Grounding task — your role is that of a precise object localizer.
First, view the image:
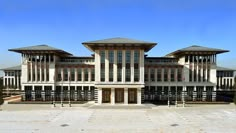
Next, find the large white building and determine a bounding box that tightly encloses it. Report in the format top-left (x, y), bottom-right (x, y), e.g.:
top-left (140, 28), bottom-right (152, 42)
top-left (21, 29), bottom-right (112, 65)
top-left (1, 37), bottom-right (235, 104)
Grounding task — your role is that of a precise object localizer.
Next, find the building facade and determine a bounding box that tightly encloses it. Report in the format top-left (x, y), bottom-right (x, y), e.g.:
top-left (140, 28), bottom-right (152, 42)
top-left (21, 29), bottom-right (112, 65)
top-left (2, 37), bottom-right (235, 104)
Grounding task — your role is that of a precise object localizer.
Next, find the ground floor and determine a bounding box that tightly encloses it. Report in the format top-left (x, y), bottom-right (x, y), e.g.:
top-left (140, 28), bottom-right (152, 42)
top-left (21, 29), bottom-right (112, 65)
top-left (1, 104), bottom-right (236, 133)
top-left (20, 85), bottom-right (218, 105)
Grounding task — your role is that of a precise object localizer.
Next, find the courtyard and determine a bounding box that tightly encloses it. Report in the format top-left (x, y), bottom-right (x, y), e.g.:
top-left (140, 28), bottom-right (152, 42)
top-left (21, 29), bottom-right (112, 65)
top-left (0, 103), bottom-right (236, 133)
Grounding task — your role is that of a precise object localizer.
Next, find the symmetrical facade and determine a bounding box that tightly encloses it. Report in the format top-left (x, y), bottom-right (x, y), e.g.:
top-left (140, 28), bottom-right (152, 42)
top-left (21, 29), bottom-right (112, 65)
top-left (2, 37), bottom-right (235, 104)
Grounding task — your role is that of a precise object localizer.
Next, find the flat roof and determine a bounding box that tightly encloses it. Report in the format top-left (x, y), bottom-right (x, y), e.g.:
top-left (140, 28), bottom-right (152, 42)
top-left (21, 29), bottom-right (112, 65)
top-left (166, 45), bottom-right (229, 56)
top-left (0, 65), bottom-right (21, 71)
top-left (9, 45), bottom-right (72, 56)
top-left (82, 37), bottom-right (157, 52)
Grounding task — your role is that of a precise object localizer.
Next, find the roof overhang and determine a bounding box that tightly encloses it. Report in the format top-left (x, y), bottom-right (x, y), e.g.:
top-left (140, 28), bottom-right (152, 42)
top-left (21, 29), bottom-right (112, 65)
top-left (82, 43), bottom-right (157, 52)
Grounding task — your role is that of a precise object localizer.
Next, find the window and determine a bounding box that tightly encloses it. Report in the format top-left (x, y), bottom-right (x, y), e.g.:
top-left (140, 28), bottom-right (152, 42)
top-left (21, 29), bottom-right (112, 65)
top-left (109, 51), bottom-right (113, 82)
top-left (77, 68), bottom-right (82, 81)
top-left (150, 68), bottom-right (155, 81)
top-left (70, 68), bottom-right (75, 81)
top-left (63, 68), bottom-right (68, 81)
top-left (157, 68), bottom-right (162, 82)
top-left (171, 68), bottom-right (175, 82)
top-left (91, 68), bottom-right (95, 81)
top-left (164, 68), bottom-right (168, 82)
top-left (84, 68), bottom-right (88, 81)
top-left (57, 68), bottom-right (61, 81)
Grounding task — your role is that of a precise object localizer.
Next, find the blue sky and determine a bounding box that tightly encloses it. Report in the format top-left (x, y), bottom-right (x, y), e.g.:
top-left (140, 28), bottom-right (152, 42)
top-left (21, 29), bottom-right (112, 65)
top-left (0, 0), bottom-right (236, 75)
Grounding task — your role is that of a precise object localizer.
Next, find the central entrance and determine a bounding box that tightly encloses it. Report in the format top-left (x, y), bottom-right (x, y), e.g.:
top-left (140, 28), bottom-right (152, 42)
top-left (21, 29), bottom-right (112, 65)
top-left (128, 88), bottom-right (137, 104)
top-left (115, 88), bottom-right (124, 103)
top-left (102, 88), bottom-right (111, 103)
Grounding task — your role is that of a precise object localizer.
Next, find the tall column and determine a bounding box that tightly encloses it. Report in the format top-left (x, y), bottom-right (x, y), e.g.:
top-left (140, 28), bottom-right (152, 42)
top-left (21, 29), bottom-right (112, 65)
top-left (32, 86), bottom-right (35, 101)
top-left (75, 67), bottom-right (78, 81)
top-left (122, 50), bottom-right (126, 82)
top-left (203, 86), bottom-right (206, 101)
top-left (196, 55), bottom-right (199, 82)
top-left (111, 88), bottom-right (115, 105)
top-left (97, 88), bottom-right (102, 105)
top-left (201, 56), bottom-right (204, 82)
top-left (124, 88), bottom-right (128, 104)
top-left (95, 50), bottom-right (101, 82)
top-left (40, 55), bottom-right (42, 82)
top-left (61, 67), bottom-right (64, 81)
top-left (205, 56), bottom-right (208, 82)
top-left (42, 86), bottom-right (45, 101)
top-left (137, 88), bottom-right (141, 105)
top-left (35, 55), bottom-right (38, 81)
top-left (131, 50), bottom-right (134, 82)
top-left (192, 55), bottom-right (194, 82)
top-left (6, 77), bottom-right (9, 88)
top-left (105, 50), bottom-right (109, 82)
top-left (44, 55), bottom-right (46, 82)
top-left (3, 77), bottom-right (5, 87)
top-left (31, 56), bottom-right (33, 82)
top-left (193, 86), bottom-right (197, 101)
top-left (88, 68), bottom-right (91, 82)
top-left (113, 50), bottom-right (117, 82)
top-left (81, 68), bottom-right (84, 82)
top-left (139, 50), bottom-right (144, 82)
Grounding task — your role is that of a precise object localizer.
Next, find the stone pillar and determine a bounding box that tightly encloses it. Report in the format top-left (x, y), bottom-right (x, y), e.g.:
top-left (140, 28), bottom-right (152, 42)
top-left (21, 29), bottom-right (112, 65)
top-left (111, 88), bottom-right (115, 105)
top-left (139, 50), bottom-right (144, 82)
top-left (131, 50), bottom-right (134, 82)
top-left (44, 55), bottom-right (47, 82)
top-left (74, 87), bottom-right (77, 101)
top-left (201, 55), bottom-right (204, 82)
top-left (75, 67), bottom-right (78, 81)
top-left (196, 55), bottom-right (199, 82)
top-left (124, 88), bottom-right (128, 104)
top-left (97, 88), bottom-right (102, 105)
top-left (205, 56), bottom-right (208, 82)
top-left (113, 50), bottom-right (117, 82)
top-left (137, 88), bottom-right (141, 105)
top-left (32, 86), bottom-right (35, 101)
top-left (193, 86), bottom-right (197, 101)
top-left (202, 86), bottom-right (206, 101)
top-left (40, 55), bottom-right (42, 82)
top-left (22, 89), bottom-right (25, 101)
top-left (88, 86), bottom-right (91, 101)
top-left (81, 86), bottom-right (84, 100)
top-left (122, 50), bottom-right (126, 82)
top-left (42, 86), bottom-right (45, 101)
top-left (212, 86), bottom-right (216, 101)
top-left (88, 68), bottom-right (91, 82)
top-left (192, 55), bottom-right (194, 82)
top-left (31, 55), bottom-right (33, 82)
top-left (105, 50), bottom-right (109, 82)
top-left (81, 68), bottom-right (84, 82)
top-left (95, 50), bottom-right (101, 82)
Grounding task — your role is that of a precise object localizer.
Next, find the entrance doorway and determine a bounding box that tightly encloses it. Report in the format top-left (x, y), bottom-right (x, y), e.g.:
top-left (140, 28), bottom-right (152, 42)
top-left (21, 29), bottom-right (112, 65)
top-left (102, 88), bottom-right (111, 103)
top-left (128, 88), bottom-right (137, 104)
top-left (115, 88), bottom-right (124, 103)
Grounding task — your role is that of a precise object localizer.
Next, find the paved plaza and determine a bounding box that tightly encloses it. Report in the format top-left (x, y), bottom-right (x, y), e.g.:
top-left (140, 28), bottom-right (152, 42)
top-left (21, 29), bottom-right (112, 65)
top-left (0, 103), bottom-right (236, 133)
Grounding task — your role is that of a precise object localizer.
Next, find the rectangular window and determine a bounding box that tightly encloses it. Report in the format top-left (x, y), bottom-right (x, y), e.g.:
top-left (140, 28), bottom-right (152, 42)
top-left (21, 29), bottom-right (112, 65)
top-left (171, 68), bottom-right (175, 82)
top-left (63, 68), bottom-right (68, 81)
top-left (70, 68), bottom-right (75, 81)
top-left (177, 68), bottom-right (182, 82)
top-left (125, 50), bottom-right (131, 82)
top-left (57, 68), bottom-right (61, 81)
top-left (150, 68), bottom-right (155, 82)
top-left (145, 68), bottom-right (148, 81)
top-left (164, 68), bottom-right (168, 82)
top-left (157, 68), bottom-right (162, 82)
top-left (91, 68), bottom-right (95, 81)
top-left (84, 68), bottom-right (88, 81)
top-left (77, 68), bottom-right (82, 81)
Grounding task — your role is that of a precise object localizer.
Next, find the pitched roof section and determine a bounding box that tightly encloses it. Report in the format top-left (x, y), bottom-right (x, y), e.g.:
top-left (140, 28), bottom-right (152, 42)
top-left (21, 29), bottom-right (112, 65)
top-left (82, 37), bottom-right (157, 52)
top-left (216, 66), bottom-right (235, 71)
top-left (166, 45), bottom-right (229, 56)
top-left (9, 45), bottom-right (72, 56)
top-left (0, 65), bottom-right (21, 71)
